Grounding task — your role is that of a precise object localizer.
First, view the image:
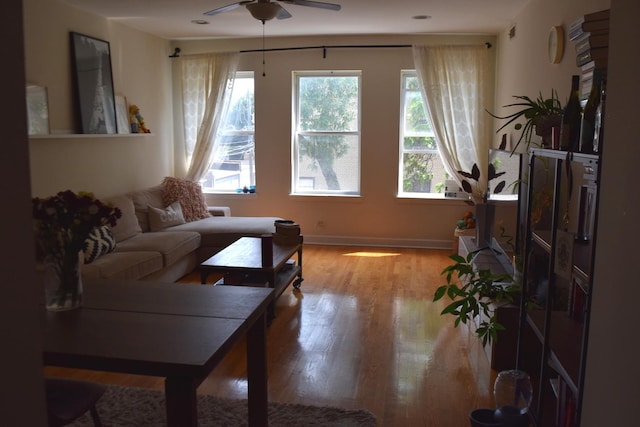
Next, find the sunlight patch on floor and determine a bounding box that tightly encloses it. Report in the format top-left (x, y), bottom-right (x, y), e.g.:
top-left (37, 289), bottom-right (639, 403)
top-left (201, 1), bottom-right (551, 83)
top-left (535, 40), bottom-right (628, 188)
top-left (342, 251), bottom-right (401, 258)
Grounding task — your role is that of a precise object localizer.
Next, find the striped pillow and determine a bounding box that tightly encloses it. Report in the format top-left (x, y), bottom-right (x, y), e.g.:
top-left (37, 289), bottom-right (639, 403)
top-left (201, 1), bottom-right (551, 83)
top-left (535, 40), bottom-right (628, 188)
top-left (83, 226), bottom-right (116, 264)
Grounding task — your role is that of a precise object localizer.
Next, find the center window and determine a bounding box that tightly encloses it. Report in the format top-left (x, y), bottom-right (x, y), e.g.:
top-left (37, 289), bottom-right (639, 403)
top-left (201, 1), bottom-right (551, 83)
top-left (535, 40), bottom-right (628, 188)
top-left (292, 71), bottom-right (361, 195)
top-left (399, 70), bottom-right (448, 197)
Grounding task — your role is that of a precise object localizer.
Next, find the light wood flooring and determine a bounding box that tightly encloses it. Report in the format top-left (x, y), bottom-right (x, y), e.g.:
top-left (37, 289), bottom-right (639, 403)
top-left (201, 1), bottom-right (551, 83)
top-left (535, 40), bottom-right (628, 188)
top-left (45, 245), bottom-right (499, 426)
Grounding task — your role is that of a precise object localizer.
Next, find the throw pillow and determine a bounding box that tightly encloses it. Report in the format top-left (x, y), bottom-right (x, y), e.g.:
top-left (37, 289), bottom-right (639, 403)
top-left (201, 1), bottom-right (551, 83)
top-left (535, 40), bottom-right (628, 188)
top-left (162, 176), bottom-right (211, 222)
top-left (148, 201), bottom-right (186, 231)
top-left (83, 226), bottom-right (116, 264)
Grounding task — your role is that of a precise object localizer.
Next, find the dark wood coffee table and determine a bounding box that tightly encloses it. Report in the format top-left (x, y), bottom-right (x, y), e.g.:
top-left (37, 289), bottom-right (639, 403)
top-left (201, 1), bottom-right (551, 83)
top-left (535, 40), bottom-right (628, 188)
top-left (43, 280), bottom-right (274, 427)
top-left (199, 236), bottom-right (303, 319)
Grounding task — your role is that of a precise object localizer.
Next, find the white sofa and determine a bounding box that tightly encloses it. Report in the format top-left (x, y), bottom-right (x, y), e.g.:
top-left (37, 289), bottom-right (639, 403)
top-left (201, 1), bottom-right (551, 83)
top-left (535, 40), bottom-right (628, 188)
top-left (81, 182), bottom-right (281, 283)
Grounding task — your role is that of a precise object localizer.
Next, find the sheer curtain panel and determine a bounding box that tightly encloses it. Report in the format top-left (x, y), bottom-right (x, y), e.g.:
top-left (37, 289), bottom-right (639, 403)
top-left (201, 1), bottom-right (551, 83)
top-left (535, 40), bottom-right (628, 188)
top-left (180, 52), bottom-right (240, 182)
top-left (412, 45), bottom-right (492, 203)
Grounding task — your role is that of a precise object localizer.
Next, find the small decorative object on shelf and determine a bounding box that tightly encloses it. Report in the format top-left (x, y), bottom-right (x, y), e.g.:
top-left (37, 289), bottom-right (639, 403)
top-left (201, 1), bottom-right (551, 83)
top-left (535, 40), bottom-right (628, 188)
top-left (33, 191), bottom-right (121, 310)
top-left (129, 104), bottom-right (151, 133)
top-left (593, 78), bottom-right (606, 153)
top-left (560, 75), bottom-right (582, 151)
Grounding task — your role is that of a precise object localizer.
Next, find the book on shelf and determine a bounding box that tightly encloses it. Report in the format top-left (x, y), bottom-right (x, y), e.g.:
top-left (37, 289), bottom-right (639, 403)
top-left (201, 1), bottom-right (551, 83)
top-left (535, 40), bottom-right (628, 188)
top-left (576, 47), bottom-right (608, 67)
top-left (569, 8), bottom-right (610, 40)
top-left (574, 32), bottom-right (609, 54)
top-left (579, 61), bottom-right (596, 100)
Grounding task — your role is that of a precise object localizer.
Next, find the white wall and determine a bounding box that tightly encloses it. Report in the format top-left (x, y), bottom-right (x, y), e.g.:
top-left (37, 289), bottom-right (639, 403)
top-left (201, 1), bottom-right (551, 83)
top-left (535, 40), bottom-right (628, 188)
top-left (24, 0), bottom-right (174, 198)
top-left (173, 34), bottom-right (518, 249)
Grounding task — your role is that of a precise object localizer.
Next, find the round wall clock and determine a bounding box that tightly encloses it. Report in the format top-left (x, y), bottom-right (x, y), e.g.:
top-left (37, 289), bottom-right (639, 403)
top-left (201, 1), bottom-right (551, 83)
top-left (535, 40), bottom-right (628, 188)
top-left (548, 25), bottom-right (565, 64)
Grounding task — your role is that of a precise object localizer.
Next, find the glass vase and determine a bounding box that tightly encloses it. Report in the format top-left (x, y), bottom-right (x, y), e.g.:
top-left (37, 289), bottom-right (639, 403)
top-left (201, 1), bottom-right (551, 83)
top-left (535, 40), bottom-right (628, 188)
top-left (493, 369), bottom-right (532, 427)
top-left (44, 250), bottom-right (83, 311)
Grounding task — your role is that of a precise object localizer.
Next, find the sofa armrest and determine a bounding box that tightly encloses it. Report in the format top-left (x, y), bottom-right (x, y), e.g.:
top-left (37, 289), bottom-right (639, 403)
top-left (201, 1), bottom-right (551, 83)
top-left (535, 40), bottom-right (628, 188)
top-left (208, 206), bottom-right (231, 217)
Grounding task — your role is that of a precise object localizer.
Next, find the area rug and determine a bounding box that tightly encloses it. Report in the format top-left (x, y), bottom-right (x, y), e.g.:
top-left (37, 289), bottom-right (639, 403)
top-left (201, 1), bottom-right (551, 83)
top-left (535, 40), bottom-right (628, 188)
top-left (70, 384), bottom-right (377, 426)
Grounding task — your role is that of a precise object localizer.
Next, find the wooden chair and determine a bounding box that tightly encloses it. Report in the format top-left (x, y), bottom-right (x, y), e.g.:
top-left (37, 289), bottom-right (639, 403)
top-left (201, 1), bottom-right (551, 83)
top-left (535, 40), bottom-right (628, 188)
top-left (45, 378), bottom-right (106, 427)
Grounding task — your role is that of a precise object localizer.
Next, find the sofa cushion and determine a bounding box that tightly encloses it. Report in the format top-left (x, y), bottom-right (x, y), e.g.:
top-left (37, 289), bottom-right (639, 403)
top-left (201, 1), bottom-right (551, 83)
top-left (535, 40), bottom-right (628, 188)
top-left (128, 185), bottom-right (164, 232)
top-left (114, 231), bottom-right (201, 267)
top-left (81, 251), bottom-right (162, 280)
top-left (164, 216), bottom-right (280, 248)
top-left (162, 177), bottom-right (211, 222)
top-left (148, 202), bottom-right (186, 231)
top-left (103, 195), bottom-right (141, 242)
top-left (83, 226), bottom-right (116, 264)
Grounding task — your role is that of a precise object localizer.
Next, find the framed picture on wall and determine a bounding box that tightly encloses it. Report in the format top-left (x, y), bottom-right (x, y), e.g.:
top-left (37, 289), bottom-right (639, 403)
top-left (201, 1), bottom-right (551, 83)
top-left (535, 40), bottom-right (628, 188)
top-left (25, 84), bottom-right (50, 135)
top-left (70, 32), bottom-right (117, 134)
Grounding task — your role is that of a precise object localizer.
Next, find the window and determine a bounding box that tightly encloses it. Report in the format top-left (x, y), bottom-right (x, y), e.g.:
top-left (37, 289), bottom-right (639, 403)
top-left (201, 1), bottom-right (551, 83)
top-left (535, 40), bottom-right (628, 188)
top-left (292, 71), bottom-right (361, 195)
top-left (399, 71), bottom-right (448, 196)
top-left (200, 71), bottom-right (255, 192)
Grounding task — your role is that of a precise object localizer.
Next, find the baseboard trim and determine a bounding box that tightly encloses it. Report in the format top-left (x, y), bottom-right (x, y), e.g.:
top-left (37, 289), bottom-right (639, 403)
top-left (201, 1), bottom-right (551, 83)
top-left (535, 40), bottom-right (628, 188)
top-left (302, 234), bottom-right (453, 250)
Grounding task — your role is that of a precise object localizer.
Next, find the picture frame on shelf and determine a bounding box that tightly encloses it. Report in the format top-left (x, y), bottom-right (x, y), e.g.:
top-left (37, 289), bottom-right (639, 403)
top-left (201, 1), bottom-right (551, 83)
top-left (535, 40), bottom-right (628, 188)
top-left (70, 32), bottom-right (117, 134)
top-left (115, 95), bottom-right (130, 134)
top-left (25, 84), bottom-right (50, 135)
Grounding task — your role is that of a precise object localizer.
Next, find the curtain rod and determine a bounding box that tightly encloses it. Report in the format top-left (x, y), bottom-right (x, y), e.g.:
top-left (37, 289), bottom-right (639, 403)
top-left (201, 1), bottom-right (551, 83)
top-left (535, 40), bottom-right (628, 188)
top-left (169, 43), bottom-right (492, 58)
top-left (238, 42), bottom-right (492, 57)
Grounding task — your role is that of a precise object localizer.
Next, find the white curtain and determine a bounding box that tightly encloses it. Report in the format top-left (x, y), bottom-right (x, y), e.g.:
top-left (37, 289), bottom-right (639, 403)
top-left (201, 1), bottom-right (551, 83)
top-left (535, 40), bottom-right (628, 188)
top-left (412, 45), bottom-right (492, 203)
top-left (180, 52), bottom-right (240, 182)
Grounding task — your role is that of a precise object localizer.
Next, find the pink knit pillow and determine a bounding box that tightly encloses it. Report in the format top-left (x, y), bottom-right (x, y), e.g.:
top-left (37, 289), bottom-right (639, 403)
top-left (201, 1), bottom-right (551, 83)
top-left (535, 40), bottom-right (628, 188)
top-left (161, 177), bottom-right (210, 222)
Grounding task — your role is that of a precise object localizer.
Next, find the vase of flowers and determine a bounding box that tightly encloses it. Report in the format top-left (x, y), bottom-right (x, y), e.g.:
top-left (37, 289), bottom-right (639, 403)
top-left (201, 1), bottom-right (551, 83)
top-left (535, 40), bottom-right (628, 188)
top-left (33, 190), bottom-right (121, 311)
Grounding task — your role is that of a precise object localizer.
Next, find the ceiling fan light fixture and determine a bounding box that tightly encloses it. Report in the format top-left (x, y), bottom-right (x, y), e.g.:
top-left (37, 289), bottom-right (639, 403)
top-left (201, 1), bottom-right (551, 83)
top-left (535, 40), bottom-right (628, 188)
top-left (246, 2), bottom-right (280, 21)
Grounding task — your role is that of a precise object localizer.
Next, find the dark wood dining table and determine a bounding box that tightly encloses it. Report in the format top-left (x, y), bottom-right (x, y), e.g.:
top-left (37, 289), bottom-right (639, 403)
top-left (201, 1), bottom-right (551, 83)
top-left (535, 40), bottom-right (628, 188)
top-left (42, 279), bottom-right (274, 427)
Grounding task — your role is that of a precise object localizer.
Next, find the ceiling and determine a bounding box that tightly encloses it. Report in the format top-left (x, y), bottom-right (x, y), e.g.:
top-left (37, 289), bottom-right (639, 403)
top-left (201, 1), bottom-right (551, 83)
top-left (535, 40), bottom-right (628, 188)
top-left (61, 0), bottom-right (530, 40)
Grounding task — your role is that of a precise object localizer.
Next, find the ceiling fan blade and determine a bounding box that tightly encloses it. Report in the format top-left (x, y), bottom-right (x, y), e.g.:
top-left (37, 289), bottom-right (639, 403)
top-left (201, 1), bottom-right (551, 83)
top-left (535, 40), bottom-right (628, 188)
top-left (203, 1), bottom-right (254, 16)
top-left (278, 0), bottom-right (341, 11)
top-left (276, 5), bottom-right (292, 20)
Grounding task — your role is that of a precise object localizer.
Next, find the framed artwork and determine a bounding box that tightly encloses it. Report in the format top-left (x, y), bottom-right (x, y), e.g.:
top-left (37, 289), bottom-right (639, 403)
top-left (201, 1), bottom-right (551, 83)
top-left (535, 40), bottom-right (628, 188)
top-left (26, 84), bottom-right (50, 135)
top-left (554, 229), bottom-right (574, 280)
top-left (115, 95), bottom-right (130, 134)
top-left (70, 32), bottom-right (117, 134)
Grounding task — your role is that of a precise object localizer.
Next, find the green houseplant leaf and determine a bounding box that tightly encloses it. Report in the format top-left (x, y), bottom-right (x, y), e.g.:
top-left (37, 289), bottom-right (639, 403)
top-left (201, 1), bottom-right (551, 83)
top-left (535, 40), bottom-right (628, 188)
top-left (434, 252), bottom-right (520, 345)
top-left (487, 90), bottom-right (563, 153)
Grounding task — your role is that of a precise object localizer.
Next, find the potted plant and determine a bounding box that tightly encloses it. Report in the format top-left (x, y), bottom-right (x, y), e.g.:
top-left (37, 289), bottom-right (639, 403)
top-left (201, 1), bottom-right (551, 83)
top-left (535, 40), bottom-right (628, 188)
top-left (434, 252), bottom-right (520, 345)
top-left (458, 162), bottom-right (507, 204)
top-left (456, 162), bottom-right (507, 247)
top-left (488, 90), bottom-right (564, 153)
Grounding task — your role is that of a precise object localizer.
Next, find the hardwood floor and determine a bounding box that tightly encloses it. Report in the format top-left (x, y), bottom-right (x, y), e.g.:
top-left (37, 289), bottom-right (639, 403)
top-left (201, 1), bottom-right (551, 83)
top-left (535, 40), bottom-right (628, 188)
top-left (45, 245), bottom-right (499, 426)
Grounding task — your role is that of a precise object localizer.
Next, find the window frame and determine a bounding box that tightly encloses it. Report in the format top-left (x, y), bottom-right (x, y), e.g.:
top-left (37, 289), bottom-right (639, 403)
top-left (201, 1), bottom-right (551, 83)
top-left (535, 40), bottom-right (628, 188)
top-left (200, 70), bottom-right (256, 194)
top-left (398, 70), bottom-right (447, 199)
top-left (291, 70), bottom-right (362, 197)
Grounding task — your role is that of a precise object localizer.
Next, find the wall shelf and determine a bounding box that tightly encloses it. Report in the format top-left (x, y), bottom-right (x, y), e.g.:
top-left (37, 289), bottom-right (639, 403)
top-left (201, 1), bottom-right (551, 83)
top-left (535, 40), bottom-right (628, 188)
top-left (29, 133), bottom-right (153, 140)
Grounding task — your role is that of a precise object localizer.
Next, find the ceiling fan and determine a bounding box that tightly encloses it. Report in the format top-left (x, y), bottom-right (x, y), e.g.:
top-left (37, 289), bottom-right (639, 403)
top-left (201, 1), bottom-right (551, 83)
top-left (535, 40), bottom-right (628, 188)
top-left (204, 0), bottom-right (341, 22)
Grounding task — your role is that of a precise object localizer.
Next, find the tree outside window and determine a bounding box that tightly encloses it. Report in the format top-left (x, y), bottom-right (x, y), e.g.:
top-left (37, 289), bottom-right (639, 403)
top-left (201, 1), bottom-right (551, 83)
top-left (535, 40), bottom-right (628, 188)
top-left (293, 72), bottom-right (361, 195)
